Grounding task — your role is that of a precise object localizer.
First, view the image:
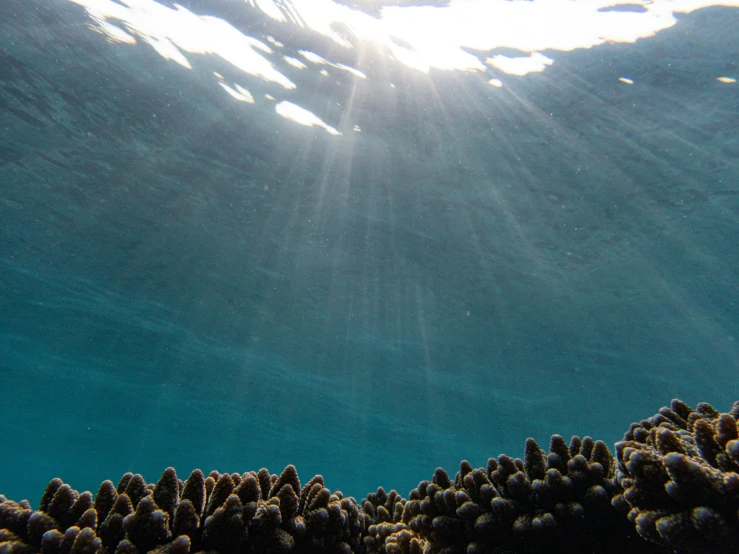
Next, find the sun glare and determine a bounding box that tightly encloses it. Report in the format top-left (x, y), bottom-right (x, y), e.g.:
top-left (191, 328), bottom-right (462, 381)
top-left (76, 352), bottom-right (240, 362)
top-left (68, 0), bottom-right (739, 135)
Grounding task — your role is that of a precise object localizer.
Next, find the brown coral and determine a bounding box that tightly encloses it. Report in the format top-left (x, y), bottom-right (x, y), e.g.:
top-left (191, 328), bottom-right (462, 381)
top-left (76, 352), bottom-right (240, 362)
top-left (400, 434), bottom-right (659, 553)
top-left (2, 400), bottom-right (737, 554)
top-left (360, 488), bottom-right (425, 554)
top-left (1, 466), bottom-right (365, 554)
top-left (614, 399), bottom-right (739, 553)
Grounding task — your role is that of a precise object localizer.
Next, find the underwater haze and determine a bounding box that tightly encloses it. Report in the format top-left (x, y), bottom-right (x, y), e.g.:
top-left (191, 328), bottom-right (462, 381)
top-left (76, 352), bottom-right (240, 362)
top-left (1, 0), bottom-right (738, 507)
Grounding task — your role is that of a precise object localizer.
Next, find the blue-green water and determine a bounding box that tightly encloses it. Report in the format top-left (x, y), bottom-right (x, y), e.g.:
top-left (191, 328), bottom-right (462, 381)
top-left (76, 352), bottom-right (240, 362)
top-left (1, 0), bottom-right (737, 512)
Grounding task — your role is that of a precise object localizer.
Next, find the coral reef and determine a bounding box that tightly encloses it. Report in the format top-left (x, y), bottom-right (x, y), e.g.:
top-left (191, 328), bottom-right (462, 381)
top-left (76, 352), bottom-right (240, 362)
top-left (1, 400), bottom-right (737, 554)
top-left (0, 466), bottom-right (363, 554)
top-left (361, 488), bottom-right (425, 554)
top-left (399, 436), bottom-right (655, 554)
top-left (614, 399), bottom-right (739, 553)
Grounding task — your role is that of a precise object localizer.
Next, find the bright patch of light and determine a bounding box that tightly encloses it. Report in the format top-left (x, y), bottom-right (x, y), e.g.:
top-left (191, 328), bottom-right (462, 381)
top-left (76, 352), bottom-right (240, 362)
top-left (334, 63), bottom-right (366, 79)
top-left (284, 56), bottom-right (307, 69)
top-left (252, 0), bottom-right (382, 48)
top-left (266, 36), bottom-right (284, 47)
top-left (146, 35), bottom-right (192, 68)
top-left (67, 0), bottom-right (739, 128)
top-left (219, 82), bottom-right (255, 103)
top-left (299, 50), bottom-right (325, 64)
top-left (87, 14), bottom-right (136, 44)
top-left (247, 0), bottom-right (286, 22)
top-left (299, 50), bottom-right (365, 78)
top-left (275, 101), bottom-right (341, 135)
top-left (248, 0), bottom-right (739, 76)
top-left (70, 0), bottom-right (296, 88)
top-left (486, 53), bottom-right (553, 76)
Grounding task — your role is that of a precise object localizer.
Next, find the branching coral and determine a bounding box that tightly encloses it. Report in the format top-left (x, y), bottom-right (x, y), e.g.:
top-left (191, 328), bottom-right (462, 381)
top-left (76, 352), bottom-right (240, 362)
top-left (1, 400), bottom-right (737, 554)
top-left (1, 465), bottom-right (363, 554)
top-left (361, 488), bottom-right (425, 554)
top-left (614, 399), bottom-right (739, 553)
top-left (398, 435), bottom-right (657, 553)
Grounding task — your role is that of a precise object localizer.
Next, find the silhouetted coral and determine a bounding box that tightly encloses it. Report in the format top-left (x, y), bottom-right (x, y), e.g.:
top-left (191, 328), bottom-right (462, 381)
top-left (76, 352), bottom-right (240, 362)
top-left (614, 399), bottom-right (739, 553)
top-left (2, 400), bottom-right (737, 554)
top-left (398, 432), bottom-right (660, 554)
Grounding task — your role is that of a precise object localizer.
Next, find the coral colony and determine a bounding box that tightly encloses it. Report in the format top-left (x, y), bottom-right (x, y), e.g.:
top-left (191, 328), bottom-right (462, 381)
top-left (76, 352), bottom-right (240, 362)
top-left (2, 400), bottom-right (738, 554)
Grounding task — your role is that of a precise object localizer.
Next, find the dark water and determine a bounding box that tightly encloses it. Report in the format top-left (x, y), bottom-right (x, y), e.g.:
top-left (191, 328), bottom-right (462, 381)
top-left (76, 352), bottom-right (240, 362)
top-left (1, 0), bottom-right (738, 509)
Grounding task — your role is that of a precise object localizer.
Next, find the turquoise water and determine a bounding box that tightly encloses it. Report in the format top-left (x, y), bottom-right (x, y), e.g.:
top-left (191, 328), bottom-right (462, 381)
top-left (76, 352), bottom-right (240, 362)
top-left (1, 0), bottom-right (737, 513)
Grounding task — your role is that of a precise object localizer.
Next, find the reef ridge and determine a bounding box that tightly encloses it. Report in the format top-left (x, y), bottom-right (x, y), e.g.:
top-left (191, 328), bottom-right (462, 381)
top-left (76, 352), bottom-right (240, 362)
top-left (2, 399), bottom-right (738, 554)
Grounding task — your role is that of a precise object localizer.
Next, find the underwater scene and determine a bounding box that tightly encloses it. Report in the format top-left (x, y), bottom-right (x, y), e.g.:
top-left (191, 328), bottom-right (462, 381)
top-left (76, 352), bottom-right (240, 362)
top-left (1, 0), bottom-right (738, 552)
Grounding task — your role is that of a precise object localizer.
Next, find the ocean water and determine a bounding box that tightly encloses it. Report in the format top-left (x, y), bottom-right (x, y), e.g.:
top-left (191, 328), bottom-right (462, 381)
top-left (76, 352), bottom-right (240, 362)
top-left (0, 0), bottom-right (737, 516)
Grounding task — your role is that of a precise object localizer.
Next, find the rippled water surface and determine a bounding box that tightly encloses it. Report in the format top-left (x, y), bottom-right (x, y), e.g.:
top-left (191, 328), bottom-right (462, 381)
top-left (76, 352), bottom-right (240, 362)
top-left (1, 0), bottom-right (738, 505)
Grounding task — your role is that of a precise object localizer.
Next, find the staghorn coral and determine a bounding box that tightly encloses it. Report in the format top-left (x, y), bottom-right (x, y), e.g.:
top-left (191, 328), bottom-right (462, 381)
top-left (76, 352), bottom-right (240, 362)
top-left (614, 399), bottom-right (739, 553)
top-left (1, 400), bottom-right (737, 554)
